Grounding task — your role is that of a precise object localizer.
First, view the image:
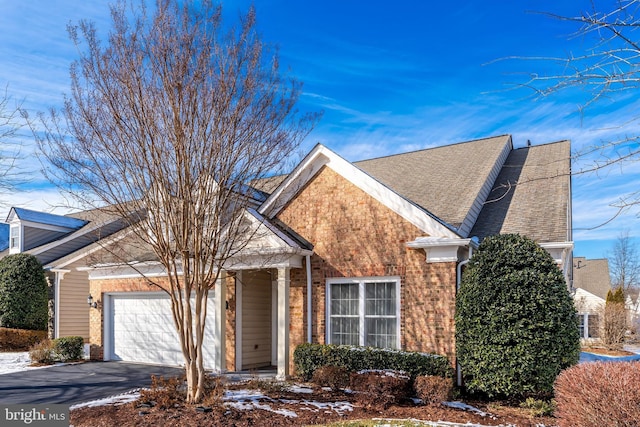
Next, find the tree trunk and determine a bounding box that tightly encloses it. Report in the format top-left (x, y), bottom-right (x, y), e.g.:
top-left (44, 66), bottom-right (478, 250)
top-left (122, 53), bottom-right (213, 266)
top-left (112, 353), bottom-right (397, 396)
top-left (46, 274), bottom-right (55, 340)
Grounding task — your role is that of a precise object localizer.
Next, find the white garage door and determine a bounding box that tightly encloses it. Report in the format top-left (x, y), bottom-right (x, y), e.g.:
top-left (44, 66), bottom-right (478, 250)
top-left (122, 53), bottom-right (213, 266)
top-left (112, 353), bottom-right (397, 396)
top-left (109, 293), bottom-right (217, 369)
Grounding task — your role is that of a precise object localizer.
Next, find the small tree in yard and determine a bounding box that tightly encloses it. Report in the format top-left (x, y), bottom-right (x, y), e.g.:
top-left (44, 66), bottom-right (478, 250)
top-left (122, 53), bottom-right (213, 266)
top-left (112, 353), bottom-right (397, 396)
top-left (0, 254), bottom-right (48, 331)
top-left (455, 234), bottom-right (580, 398)
top-left (30, 0), bottom-right (318, 403)
top-left (602, 287), bottom-right (627, 351)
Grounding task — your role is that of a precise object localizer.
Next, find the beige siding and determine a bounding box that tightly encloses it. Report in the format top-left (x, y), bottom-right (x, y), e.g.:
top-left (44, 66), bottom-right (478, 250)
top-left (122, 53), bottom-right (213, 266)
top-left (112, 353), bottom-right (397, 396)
top-left (58, 263), bottom-right (90, 340)
top-left (242, 270), bottom-right (272, 369)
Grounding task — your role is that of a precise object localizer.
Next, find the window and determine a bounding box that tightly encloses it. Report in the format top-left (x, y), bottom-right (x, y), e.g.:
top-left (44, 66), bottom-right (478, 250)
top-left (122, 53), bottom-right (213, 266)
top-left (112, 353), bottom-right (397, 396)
top-left (327, 277), bottom-right (400, 349)
top-left (577, 313), bottom-right (600, 339)
top-left (9, 226), bottom-right (20, 251)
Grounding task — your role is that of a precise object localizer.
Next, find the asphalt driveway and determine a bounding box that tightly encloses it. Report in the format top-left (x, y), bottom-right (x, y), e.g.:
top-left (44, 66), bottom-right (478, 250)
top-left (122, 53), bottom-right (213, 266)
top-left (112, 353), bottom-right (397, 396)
top-left (0, 361), bottom-right (183, 405)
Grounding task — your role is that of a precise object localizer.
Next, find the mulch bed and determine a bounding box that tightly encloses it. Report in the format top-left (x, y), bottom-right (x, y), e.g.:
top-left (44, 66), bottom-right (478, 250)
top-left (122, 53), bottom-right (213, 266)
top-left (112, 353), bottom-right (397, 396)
top-left (70, 384), bottom-right (557, 427)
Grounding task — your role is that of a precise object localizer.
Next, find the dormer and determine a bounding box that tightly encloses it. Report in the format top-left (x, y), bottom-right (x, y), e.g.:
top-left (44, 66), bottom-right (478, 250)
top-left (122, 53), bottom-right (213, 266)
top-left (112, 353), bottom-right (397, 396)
top-left (5, 208), bottom-right (88, 254)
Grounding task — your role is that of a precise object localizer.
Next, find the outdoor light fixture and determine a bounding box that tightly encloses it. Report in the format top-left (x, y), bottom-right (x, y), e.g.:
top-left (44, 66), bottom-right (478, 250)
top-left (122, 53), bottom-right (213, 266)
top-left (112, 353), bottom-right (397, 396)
top-left (87, 294), bottom-right (98, 309)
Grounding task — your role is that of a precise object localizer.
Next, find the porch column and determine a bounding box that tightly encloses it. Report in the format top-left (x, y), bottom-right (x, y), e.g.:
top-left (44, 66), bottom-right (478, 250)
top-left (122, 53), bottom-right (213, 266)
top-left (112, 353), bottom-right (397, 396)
top-left (276, 267), bottom-right (290, 380)
top-left (214, 271), bottom-right (227, 372)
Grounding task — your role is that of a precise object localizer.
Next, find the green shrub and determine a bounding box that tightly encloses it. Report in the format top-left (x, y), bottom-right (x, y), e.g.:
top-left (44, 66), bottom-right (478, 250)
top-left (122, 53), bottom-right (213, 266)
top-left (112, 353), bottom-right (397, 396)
top-left (455, 234), bottom-right (580, 398)
top-left (520, 397), bottom-right (556, 417)
top-left (293, 343), bottom-right (454, 381)
top-left (53, 336), bottom-right (84, 361)
top-left (0, 254), bottom-right (48, 330)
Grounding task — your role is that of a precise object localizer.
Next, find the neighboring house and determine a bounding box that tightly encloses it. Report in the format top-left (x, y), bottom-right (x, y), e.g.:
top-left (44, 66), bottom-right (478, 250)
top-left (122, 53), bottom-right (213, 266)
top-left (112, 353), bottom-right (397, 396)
top-left (5, 134), bottom-right (573, 379)
top-left (0, 207), bottom-right (133, 340)
top-left (572, 257), bottom-right (612, 342)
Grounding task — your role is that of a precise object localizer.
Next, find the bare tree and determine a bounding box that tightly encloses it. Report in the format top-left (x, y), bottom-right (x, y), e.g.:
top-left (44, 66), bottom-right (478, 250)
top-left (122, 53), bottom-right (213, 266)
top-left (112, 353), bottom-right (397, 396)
top-left (31, 0), bottom-right (318, 403)
top-left (610, 230), bottom-right (640, 292)
top-left (506, 1), bottom-right (640, 212)
top-left (0, 86), bottom-right (25, 198)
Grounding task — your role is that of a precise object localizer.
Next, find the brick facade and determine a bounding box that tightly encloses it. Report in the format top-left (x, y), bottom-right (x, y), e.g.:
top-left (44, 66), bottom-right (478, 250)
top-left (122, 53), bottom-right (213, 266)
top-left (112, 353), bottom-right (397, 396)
top-left (87, 165), bottom-right (461, 371)
top-left (277, 166), bottom-right (459, 363)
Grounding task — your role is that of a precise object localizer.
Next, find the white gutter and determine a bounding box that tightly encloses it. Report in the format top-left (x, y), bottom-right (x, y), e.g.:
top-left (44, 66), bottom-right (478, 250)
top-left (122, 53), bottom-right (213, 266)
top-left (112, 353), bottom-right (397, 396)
top-left (306, 254), bottom-right (313, 343)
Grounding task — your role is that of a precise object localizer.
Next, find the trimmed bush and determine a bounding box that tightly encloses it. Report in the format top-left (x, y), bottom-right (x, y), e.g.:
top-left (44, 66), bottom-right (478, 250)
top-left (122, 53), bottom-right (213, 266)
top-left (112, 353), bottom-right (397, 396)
top-left (414, 375), bottom-right (453, 405)
top-left (0, 254), bottom-right (48, 330)
top-left (350, 370), bottom-right (411, 409)
top-left (0, 327), bottom-right (47, 351)
top-left (455, 234), bottom-right (580, 398)
top-left (311, 365), bottom-right (350, 390)
top-left (555, 361), bottom-right (640, 427)
top-left (53, 336), bottom-right (84, 361)
top-left (29, 339), bottom-right (55, 364)
top-left (293, 343), bottom-right (454, 381)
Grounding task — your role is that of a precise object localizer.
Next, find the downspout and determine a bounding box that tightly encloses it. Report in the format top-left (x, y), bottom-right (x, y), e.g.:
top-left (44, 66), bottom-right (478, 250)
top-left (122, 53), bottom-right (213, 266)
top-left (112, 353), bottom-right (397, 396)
top-left (306, 254), bottom-right (313, 343)
top-left (455, 246), bottom-right (473, 388)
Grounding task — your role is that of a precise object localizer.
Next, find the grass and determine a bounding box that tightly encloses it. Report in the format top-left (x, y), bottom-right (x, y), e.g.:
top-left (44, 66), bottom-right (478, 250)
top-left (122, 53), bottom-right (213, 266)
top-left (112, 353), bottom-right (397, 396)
top-left (306, 420), bottom-right (483, 427)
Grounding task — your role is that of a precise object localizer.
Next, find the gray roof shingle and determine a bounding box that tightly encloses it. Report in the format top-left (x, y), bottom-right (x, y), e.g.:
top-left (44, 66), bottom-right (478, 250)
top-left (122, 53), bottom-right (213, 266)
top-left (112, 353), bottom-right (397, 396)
top-left (573, 257), bottom-right (611, 299)
top-left (355, 135), bottom-right (512, 229)
top-left (470, 140), bottom-right (571, 243)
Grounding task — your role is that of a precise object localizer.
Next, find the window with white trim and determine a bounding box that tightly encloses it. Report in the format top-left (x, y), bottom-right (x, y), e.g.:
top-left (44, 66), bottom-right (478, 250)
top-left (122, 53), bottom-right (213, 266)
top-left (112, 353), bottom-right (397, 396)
top-left (327, 277), bottom-right (400, 349)
top-left (9, 226), bottom-right (20, 251)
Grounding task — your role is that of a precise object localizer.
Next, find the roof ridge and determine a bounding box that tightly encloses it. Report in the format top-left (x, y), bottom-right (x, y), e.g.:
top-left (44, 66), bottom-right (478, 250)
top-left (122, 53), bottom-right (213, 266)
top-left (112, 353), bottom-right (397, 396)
top-left (354, 134), bottom-right (512, 163)
top-left (513, 139), bottom-right (570, 151)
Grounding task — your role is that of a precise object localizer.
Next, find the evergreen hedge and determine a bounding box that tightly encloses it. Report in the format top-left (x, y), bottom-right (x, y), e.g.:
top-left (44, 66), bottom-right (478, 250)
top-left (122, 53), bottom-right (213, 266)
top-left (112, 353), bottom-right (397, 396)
top-left (455, 234), bottom-right (580, 398)
top-left (0, 254), bottom-right (48, 330)
top-left (293, 343), bottom-right (454, 381)
top-left (53, 336), bottom-right (85, 361)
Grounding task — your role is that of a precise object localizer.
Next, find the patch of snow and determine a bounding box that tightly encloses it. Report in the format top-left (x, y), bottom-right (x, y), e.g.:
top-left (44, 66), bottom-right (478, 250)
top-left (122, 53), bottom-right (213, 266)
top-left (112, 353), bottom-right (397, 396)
top-left (442, 401), bottom-right (489, 417)
top-left (224, 389), bottom-right (297, 418)
top-left (280, 398), bottom-right (353, 415)
top-left (226, 400), bottom-right (298, 418)
top-left (356, 369), bottom-right (409, 379)
top-left (70, 391), bottom-right (141, 410)
top-left (0, 352), bottom-right (55, 375)
top-left (224, 388), bottom-right (353, 418)
top-left (287, 384), bottom-right (313, 394)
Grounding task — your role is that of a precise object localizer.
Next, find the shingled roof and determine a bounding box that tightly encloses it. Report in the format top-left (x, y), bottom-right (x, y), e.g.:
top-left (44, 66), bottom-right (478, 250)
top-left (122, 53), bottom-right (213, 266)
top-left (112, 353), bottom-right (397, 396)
top-left (255, 135), bottom-right (571, 244)
top-left (355, 135), bottom-right (512, 234)
top-left (470, 140), bottom-right (571, 243)
top-left (573, 257), bottom-right (611, 299)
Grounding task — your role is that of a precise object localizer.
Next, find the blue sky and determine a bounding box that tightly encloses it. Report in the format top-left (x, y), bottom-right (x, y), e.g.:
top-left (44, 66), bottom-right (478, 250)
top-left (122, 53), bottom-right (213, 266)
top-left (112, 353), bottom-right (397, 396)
top-left (1, 0), bottom-right (639, 261)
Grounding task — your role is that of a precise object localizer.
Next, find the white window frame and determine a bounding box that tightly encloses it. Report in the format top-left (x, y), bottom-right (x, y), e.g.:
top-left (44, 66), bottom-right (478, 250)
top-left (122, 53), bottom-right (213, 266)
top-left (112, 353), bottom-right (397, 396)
top-left (9, 224), bottom-right (21, 253)
top-left (326, 276), bottom-right (401, 349)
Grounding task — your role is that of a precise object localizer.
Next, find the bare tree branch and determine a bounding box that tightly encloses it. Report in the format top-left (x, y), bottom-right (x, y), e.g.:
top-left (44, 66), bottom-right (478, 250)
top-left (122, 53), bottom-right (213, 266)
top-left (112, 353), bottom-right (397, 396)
top-left (488, 1), bottom-right (640, 224)
top-left (0, 85), bottom-right (27, 201)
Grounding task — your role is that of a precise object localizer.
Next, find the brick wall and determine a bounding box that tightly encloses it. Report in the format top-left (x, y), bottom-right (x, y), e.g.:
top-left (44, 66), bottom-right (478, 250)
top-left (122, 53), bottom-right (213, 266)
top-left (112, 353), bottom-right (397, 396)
top-left (277, 166), bottom-right (459, 366)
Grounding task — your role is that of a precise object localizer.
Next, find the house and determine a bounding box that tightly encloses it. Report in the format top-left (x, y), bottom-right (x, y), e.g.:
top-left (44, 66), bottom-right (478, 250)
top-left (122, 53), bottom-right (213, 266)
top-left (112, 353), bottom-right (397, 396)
top-left (4, 134), bottom-right (573, 379)
top-left (572, 257), bottom-right (611, 342)
top-left (0, 207), bottom-right (134, 340)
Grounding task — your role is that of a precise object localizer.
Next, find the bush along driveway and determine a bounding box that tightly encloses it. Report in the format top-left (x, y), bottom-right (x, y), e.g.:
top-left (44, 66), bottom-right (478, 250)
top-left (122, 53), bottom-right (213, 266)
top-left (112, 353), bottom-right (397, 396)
top-left (0, 361), bottom-right (183, 405)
